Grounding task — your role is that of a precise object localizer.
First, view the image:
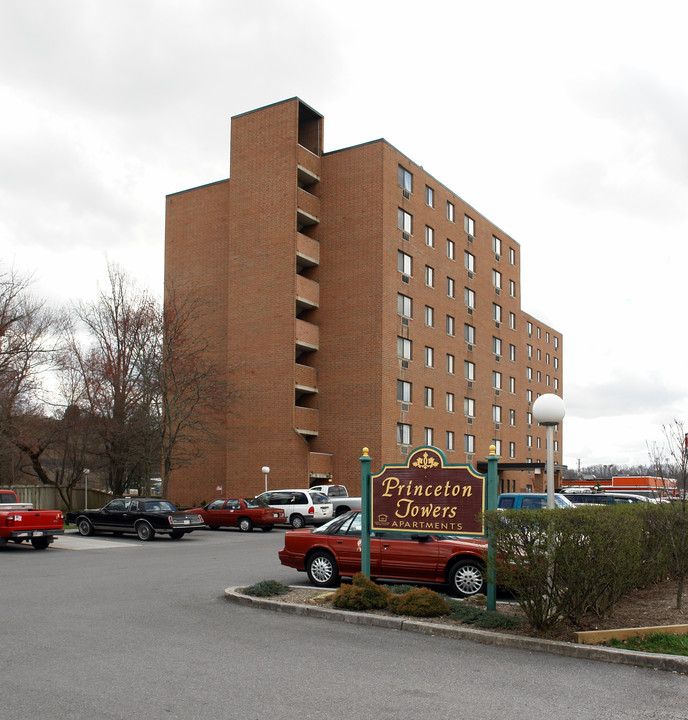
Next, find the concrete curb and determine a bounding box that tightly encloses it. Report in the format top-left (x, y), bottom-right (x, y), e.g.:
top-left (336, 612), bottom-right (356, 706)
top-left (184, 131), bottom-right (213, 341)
top-left (224, 586), bottom-right (688, 674)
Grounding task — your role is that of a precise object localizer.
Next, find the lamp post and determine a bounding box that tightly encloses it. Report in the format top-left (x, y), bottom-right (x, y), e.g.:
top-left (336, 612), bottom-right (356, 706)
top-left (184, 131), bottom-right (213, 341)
top-left (532, 394), bottom-right (566, 509)
top-left (261, 466), bottom-right (270, 494)
top-left (83, 468), bottom-right (90, 510)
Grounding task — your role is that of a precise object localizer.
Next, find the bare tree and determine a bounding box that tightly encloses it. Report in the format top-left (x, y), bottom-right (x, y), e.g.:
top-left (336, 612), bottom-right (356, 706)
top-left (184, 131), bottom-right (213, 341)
top-left (63, 262), bottom-right (159, 496)
top-left (646, 419), bottom-right (688, 609)
top-left (156, 286), bottom-right (228, 499)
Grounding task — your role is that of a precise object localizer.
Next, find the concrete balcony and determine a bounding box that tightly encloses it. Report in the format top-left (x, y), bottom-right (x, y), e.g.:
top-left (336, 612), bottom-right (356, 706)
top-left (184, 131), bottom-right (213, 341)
top-left (296, 274), bottom-right (319, 310)
top-left (296, 232), bottom-right (320, 268)
top-left (297, 187), bottom-right (320, 229)
top-left (295, 318), bottom-right (319, 351)
top-left (294, 406), bottom-right (319, 436)
top-left (297, 145), bottom-right (321, 179)
top-left (309, 452), bottom-right (333, 479)
top-left (295, 363), bottom-right (317, 394)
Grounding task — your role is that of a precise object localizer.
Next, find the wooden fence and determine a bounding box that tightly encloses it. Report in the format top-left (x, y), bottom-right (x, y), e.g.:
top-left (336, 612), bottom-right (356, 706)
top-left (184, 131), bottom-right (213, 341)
top-left (0, 485), bottom-right (111, 512)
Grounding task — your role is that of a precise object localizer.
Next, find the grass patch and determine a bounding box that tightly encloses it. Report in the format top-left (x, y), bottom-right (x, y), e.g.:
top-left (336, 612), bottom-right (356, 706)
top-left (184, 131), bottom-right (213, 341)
top-left (242, 580), bottom-right (291, 597)
top-left (608, 632), bottom-right (688, 656)
top-left (444, 597), bottom-right (524, 630)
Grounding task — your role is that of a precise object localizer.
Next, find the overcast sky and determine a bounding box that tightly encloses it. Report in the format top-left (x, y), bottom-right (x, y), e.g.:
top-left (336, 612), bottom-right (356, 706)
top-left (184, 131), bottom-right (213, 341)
top-left (1, 0), bottom-right (686, 471)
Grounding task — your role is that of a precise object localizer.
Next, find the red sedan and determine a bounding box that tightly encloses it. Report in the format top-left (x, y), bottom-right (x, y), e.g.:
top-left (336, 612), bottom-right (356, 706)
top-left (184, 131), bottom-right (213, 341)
top-left (188, 498), bottom-right (286, 532)
top-left (278, 511), bottom-right (488, 598)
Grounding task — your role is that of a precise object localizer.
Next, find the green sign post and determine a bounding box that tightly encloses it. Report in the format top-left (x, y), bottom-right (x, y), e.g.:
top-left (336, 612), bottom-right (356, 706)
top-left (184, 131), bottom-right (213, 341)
top-left (359, 447), bottom-right (372, 579)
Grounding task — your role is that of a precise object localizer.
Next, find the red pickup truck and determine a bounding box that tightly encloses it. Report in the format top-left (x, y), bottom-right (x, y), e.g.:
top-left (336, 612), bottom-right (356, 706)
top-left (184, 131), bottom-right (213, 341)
top-left (0, 490), bottom-right (64, 550)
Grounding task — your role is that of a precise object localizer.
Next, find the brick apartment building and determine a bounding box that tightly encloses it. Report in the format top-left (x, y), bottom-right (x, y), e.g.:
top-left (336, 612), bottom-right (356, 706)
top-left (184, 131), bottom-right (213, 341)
top-left (164, 97), bottom-right (563, 506)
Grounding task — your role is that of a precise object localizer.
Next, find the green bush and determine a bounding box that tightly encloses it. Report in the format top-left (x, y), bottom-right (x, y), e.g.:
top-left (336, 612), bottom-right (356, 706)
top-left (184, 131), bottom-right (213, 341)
top-left (332, 573), bottom-right (391, 610)
top-left (484, 504), bottom-right (651, 630)
top-left (444, 598), bottom-right (523, 629)
top-left (242, 579), bottom-right (291, 597)
top-left (387, 588), bottom-right (451, 617)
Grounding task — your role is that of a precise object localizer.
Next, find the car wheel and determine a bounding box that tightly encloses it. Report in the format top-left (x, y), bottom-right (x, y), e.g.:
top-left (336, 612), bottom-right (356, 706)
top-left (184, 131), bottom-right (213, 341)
top-left (170, 530), bottom-right (184, 540)
top-left (77, 518), bottom-right (94, 537)
top-left (448, 559), bottom-right (486, 598)
top-left (290, 514), bottom-right (305, 529)
top-left (306, 550), bottom-right (340, 588)
top-left (261, 525), bottom-right (274, 532)
top-left (136, 522), bottom-right (155, 541)
top-left (238, 517), bottom-right (253, 533)
top-left (31, 537), bottom-right (50, 550)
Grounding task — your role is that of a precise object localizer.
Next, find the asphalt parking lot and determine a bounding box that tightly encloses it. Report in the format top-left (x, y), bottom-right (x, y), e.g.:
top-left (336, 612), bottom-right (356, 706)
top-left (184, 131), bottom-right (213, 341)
top-left (3, 527), bottom-right (687, 719)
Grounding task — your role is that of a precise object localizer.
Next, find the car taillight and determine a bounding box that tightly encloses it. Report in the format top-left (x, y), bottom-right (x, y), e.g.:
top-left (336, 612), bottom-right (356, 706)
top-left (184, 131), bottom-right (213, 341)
top-left (168, 516), bottom-right (174, 526)
top-left (308, 506), bottom-right (314, 515)
top-left (6, 514), bottom-right (15, 526)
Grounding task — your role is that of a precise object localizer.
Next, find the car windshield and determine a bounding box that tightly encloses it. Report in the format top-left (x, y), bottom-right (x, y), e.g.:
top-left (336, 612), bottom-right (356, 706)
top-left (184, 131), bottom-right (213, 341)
top-left (244, 497), bottom-right (267, 508)
top-left (144, 501), bottom-right (177, 512)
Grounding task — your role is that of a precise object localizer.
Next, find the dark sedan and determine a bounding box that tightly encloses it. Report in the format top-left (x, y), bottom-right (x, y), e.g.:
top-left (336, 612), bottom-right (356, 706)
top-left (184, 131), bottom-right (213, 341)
top-left (278, 510), bottom-right (488, 598)
top-left (66, 497), bottom-right (206, 541)
top-left (187, 497), bottom-right (286, 532)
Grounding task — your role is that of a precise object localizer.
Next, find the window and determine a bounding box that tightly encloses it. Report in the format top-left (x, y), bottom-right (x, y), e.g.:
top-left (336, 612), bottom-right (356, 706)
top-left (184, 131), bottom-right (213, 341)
top-left (493, 439), bottom-right (502, 456)
top-left (527, 389), bottom-right (533, 403)
top-left (493, 371), bottom-right (502, 389)
top-left (397, 380), bottom-right (412, 402)
top-left (493, 303), bottom-right (502, 323)
top-left (527, 367), bottom-right (533, 381)
top-left (446, 315), bottom-right (455, 336)
top-left (509, 376), bottom-right (516, 393)
top-left (537, 327), bottom-right (541, 339)
top-left (537, 370), bottom-right (542, 383)
top-left (464, 434), bottom-right (475, 453)
top-left (464, 323), bottom-right (475, 344)
top-left (424, 427), bottom-right (434, 445)
top-left (446, 276), bottom-right (455, 298)
top-left (424, 386), bottom-right (434, 408)
top-left (509, 312), bottom-right (516, 330)
top-left (425, 265), bottom-right (434, 287)
top-left (464, 397), bottom-right (475, 417)
top-left (546, 332), bottom-right (550, 344)
top-left (464, 215), bottom-right (475, 236)
top-left (492, 336), bottom-right (502, 356)
top-left (553, 336), bottom-right (559, 350)
top-left (446, 238), bottom-right (455, 260)
top-left (509, 280), bottom-right (516, 298)
top-left (509, 344), bottom-right (516, 362)
top-left (397, 336), bottom-right (412, 360)
top-left (446, 392), bottom-right (455, 413)
top-left (398, 165), bottom-right (412, 193)
top-left (398, 208), bottom-right (412, 234)
top-left (554, 357), bottom-right (559, 370)
top-left (509, 442), bottom-right (515, 459)
top-left (447, 201), bottom-right (455, 222)
top-left (464, 287), bottom-right (475, 309)
top-left (509, 409), bottom-right (516, 426)
top-left (527, 344), bottom-right (533, 359)
top-left (446, 431), bottom-right (455, 451)
top-left (398, 250), bottom-right (412, 276)
top-left (397, 423), bottom-right (411, 445)
top-left (493, 270), bottom-right (502, 289)
top-left (554, 378), bottom-right (559, 391)
top-left (447, 353), bottom-right (455, 374)
top-left (509, 247), bottom-right (516, 265)
top-left (425, 225), bottom-right (435, 247)
top-left (397, 293), bottom-right (412, 318)
top-left (425, 305), bottom-right (434, 327)
top-left (425, 346), bottom-right (434, 367)
top-left (425, 185), bottom-right (434, 207)
top-left (464, 361), bottom-right (475, 381)
top-left (546, 353), bottom-right (550, 365)
top-left (527, 321), bottom-right (533, 337)
top-left (492, 235), bottom-right (502, 256)
top-left (464, 250), bottom-right (475, 272)
top-left (537, 349), bottom-right (541, 361)
top-left (493, 405), bottom-right (502, 423)
top-left (526, 411), bottom-right (533, 425)
top-left (527, 435), bottom-right (533, 448)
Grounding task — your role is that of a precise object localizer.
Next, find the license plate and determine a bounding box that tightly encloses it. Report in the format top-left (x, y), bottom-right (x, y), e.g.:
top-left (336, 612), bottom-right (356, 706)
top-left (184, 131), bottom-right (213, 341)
top-left (183, 519), bottom-right (190, 524)
top-left (33, 531), bottom-right (44, 536)
top-left (273, 513), bottom-right (280, 518)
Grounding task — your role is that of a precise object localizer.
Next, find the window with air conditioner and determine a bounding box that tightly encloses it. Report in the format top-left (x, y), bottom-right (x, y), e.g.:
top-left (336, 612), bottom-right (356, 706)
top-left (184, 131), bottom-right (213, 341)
top-left (397, 422), bottom-right (411, 445)
top-left (397, 380), bottom-right (412, 403)
top-left (398, 208), bottom-right (412, 235)
top-left (397, 292), bottom-right (412, 318)
top-left (464, 396), bottom-right (475, 417)
top-left (397, 336), bottom-right (412, 360)
top-left (398, 165), bottom-right (413, 193)
top-left (398, 250), bottom-right (412, 276)
top-left (464, 214), bottom-right (475, 236)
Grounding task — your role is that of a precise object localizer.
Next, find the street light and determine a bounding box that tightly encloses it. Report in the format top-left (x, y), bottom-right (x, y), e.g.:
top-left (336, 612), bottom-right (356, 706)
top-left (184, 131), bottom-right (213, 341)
top-left (532, 394), bottom-right (566, 509)
top-left (83, 468), bottom-right (90, 510)
top-left (261, 466), bottom-right (270, 493)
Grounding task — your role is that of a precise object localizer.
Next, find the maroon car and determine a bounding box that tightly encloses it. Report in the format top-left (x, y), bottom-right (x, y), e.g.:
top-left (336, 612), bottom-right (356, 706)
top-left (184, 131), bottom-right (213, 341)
top-left (278, 510), bottom-right (488, 597)
top-left (188, 497), bottom-right (286, 532)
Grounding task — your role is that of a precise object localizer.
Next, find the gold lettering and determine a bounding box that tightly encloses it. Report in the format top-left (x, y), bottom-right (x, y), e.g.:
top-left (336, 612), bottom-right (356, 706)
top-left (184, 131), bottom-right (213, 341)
top-left (395, 498), bottom-right (413, 518)
top-left (462, 485), bottom-right (473, 497)
top-left (382, 476), bottom-right (400, 497)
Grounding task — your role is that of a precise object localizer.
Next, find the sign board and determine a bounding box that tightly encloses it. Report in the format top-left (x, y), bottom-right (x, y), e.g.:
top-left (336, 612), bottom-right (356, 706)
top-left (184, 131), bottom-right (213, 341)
top-left (371, 446), bottom-right (486, 536)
